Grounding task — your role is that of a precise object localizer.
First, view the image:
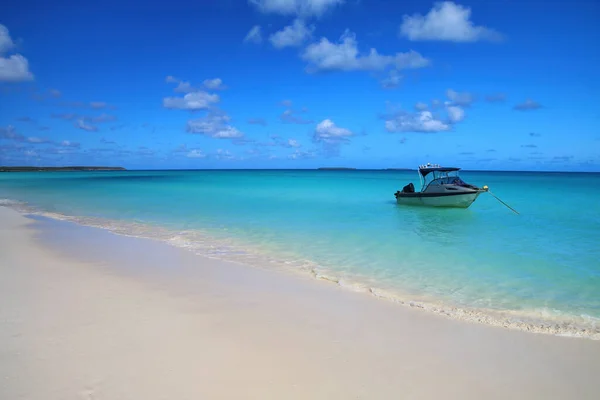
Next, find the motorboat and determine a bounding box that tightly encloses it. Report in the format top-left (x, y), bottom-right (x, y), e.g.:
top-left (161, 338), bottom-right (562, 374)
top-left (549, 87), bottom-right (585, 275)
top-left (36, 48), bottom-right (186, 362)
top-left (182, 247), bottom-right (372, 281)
top-left (394, 163), bottom-right (488, 208)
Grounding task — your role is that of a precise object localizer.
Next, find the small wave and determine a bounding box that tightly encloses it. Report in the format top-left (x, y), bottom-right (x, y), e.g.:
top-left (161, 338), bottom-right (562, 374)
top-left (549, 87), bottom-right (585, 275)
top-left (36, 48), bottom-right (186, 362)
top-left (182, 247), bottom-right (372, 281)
top-left (2, 198), bottom-right (599, 340)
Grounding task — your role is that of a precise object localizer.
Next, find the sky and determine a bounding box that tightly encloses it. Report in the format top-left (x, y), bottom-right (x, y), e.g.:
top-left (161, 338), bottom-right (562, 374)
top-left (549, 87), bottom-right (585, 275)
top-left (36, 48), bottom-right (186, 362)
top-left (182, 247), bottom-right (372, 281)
top-left (1, 0), bottom-right (599, 171)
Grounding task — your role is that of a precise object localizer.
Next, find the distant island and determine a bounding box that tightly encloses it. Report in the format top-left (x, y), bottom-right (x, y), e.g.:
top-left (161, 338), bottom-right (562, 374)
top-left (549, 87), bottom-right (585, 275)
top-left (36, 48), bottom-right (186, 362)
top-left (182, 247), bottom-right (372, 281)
top-left (317, 167), bottom-right (357, 170)
top-left (0, 166), bottom-right (126, 172)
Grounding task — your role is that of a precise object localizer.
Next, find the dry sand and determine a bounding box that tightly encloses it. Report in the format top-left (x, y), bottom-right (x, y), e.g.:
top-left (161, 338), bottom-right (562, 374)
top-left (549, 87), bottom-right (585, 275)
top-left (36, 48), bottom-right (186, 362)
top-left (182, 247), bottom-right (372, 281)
top-left (1, 206), bottom-right (600, 399)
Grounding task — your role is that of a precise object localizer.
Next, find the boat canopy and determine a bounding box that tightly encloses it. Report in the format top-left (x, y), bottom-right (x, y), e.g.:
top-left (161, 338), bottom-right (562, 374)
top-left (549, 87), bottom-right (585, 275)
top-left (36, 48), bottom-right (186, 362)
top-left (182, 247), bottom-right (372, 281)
top-left (418, 164), bottom-right (461, 177)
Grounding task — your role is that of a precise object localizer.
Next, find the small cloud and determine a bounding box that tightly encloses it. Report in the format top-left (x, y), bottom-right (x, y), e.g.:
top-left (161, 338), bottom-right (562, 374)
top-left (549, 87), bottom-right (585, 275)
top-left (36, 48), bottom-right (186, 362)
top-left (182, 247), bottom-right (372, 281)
top-left (446, 89), bottom-right (474, 107)
top-left (486, 149), bottom-right (496, 153)
top-left (100, 137), bottom-right (116, 144)
top-left (187, 149), bottom-right (206, 158)
top-left (509, 157), bottom-right (522, 162)
top-left (529, 132), bottom-right (541, 137)
top-left (49, 89), bottom-right (62, 98)
top-left (280, 109), bottom-right (314, 124)
top-left (414, 102), bottom-right (428, 111)
top-left (280, 99), bottom-right (293, 107)
top-left (552, 155), bottom-right (573, 162)
top-left (381, 70), bottom-right (402, 89)
top-left (244, 25), bottom-right (262, 44)
top-left (521, 144), bottom-right (537, 148)
top-left (485, 93), bottom-right (505, 102)
top-left (0, 25), bottom-right (34, 82)
top-left (248, 118), bottom-right (267, 126)
top-left (383, 102), bottom-right (460, 133)
top-left (0, 125), bottom-right (24, 141)
top-left (288, 149), bottom-right (317, 160)
top-left (165, 75), bottom-right (179, 83)
top-left (26, 136), bottom-right (51, 144)
top-left (302, 30), bottom-right (430, 73)
top-left (186, 112), bottom-right (244, 139)
top-left (173, 81), bottom-right (195, 93)
top-left (163, 91), bottom-right (220, 110)
top-left (313, 119), bottom-right (353, 144)
top-left (89, 113), bottom-right (117, 123)
top-left (286, 139), bottom-right (301, 148)
top-left (249, 0), bottom-right (343, 18)
top-left (0, 54), bottom-right (34, 82)
top-left (52, 113), bottom-right (79, 120)
top-left (90, 101), bottom-right (107, 109)
top-left (399, 2), bottom-right (503, 42)
top-left (61, 140), bottom-right (81, 148)
top-left (459, 151), bottom-right (474, 155)
top-left (447, 106), bottom-right (465, 123)
top-left (16, 116), bottom-right (35, 123)
top-left (38, 126), bottom-right (50, 131)
top-left (514, 99), bottom-right (542, 111)
top-left (203, 78), bottom-right (226, 90)
top-left (213, 149), bottom-right (235, 160)
top-left (76, 119), bottom-right (98, 132)
top-left (270, 19), bottom-right (314, 49)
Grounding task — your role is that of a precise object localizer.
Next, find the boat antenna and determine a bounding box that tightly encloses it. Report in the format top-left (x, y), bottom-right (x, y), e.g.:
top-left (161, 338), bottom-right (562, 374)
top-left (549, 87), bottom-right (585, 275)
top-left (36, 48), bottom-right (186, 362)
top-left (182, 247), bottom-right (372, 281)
top-left (483, 186), bottom-right (519, 215)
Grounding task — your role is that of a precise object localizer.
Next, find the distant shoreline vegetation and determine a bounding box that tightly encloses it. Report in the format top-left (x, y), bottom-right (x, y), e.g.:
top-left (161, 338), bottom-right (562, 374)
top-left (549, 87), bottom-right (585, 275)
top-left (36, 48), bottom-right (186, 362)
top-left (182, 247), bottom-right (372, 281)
top-left (0, 166), bottom-right (126, 172)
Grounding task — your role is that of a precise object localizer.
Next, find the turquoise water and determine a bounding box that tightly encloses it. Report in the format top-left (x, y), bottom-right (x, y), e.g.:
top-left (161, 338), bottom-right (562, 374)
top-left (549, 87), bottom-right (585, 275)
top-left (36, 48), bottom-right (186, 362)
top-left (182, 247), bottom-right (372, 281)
top-left (1, 170), bottom-right (599, 335)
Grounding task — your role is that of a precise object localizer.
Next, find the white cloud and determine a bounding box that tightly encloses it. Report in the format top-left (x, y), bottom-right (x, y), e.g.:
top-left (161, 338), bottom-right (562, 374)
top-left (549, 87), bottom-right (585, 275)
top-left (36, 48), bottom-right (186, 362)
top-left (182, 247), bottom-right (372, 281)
top-left (446, 89), bottom-right (474, 107)
top-left (186, 113), bottom-right (243, 139)
top-left (249, 0), bottom-right (343, 17)
top-left (288, 149), bottom-right (316, 159)
top-left (203, 78), bottom-right (225, 90)
top-left (302, 30), bottom-right (429, 72)
top-left (313, 119), bottom-right (353, 143)
top-left (414, 102), bottom-right (428, 111)
top-left (0, 25), bottom-right (34, 82)
top-left (447, 106), bottom-right (465, 123)
top-left (187, 149), bottom-right (206, 158)
top-left (280, 99), bottom-right (293, 107)
top-left (0, 24), bottom-right (15, 54)
top-left (26, 136), bottom-right (50, 144)
top-left (287, 139), bottom-right (301, 148)
top-left (213, 149), bottom-right (235, 160)
top-left (270, 19), bottom-right (314, 49)
top-left (174, 81), bottom-right (195, 93)
top-left (381, 70), bottom-right (401, 89)
top-left (248, 117), bottom-right (267, 126)
top-left (384, 109), bottom-right (451, 133)
top-left (165, 75), bottom-right (179, 83)
top-left (400, 1), bottom-right (502, 42)
top-left (90, 101), bottom-right (107, 109)
top-left (163, 91), bottom-right (220, 110)
top-left (61, 140), bottom-right (80, 148)
top-left (76, 119), bottom-right (98, 132)
top-left (514, 99), bottom-right (542, 111)
top-left (244, 25), bottom-right (263, 44)
top-left (0, 54), bottom-right (34, 82)
top-left (280, 109), bottom-right (313, 124)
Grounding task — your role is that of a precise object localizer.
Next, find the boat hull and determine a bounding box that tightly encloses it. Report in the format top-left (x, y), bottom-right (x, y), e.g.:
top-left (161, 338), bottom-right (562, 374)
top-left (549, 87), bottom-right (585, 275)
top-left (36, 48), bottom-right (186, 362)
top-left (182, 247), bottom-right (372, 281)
top-left (395, 191), bottom-right (482, 208)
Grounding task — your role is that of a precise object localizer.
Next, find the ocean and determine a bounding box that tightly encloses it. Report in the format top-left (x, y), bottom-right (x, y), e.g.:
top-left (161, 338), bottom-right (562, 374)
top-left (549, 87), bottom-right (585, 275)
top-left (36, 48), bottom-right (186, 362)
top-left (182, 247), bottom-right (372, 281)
top-left (1, 169), bottom-right (599, 337)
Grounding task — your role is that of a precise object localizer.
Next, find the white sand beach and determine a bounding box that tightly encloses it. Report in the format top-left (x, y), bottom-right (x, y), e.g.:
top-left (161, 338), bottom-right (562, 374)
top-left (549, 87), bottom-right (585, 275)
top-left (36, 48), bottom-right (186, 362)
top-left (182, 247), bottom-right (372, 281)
top-left (1, 205), bottom-right (600, 400)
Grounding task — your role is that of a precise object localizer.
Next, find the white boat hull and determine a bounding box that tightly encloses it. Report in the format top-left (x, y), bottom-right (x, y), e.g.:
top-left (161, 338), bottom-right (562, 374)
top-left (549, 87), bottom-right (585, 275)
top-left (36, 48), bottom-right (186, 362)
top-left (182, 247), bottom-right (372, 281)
top-left (396, 191), bottom-right (482, 208)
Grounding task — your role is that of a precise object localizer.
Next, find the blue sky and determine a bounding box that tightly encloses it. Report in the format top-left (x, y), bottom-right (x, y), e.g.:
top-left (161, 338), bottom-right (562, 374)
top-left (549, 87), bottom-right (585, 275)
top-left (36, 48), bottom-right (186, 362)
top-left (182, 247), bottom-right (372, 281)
top-left (1, 0), bottom-right (599, 171)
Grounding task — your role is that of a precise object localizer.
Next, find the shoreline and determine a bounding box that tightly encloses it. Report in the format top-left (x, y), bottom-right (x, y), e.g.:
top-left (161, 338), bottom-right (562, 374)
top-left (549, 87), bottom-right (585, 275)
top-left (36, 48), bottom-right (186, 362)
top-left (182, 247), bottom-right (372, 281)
top-left (2, 199), bottom-right (599, 340)
top-left (2, 205), bottom-right (600, 399)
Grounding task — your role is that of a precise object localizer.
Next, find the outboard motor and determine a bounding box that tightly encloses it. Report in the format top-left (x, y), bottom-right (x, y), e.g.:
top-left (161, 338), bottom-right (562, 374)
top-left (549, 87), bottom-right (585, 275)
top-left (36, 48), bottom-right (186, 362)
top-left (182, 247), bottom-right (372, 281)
top-left (402, 182), bottom-right (415, 193)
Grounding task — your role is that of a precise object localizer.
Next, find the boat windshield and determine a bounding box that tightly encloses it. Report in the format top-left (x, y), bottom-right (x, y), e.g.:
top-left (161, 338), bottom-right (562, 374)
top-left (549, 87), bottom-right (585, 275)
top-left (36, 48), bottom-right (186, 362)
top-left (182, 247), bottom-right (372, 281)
top-left (423, 170), bottom-right (464, 188)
